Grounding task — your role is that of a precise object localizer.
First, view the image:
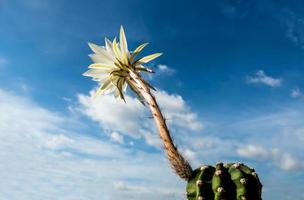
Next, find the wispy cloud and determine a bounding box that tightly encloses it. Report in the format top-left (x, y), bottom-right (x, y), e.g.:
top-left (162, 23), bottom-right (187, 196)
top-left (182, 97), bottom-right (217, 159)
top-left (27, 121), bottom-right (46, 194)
top-left (110, 131), bottom-right (124, 144)
top-left (246, 70), bottom-right (282, 87)
top-left (237, 144), bottom-right (304, 171)
top-left (44, 134), bottom-right (75, 150)
top-left (181, 148), bottom-right (197, 161)
top-left (145, 64), bottom-right (176, 80)
top-left (227, 107), bottom-right (304, 173)
top-left (279, 9), bottom-right (304, 49)
top-left (112, 180), bottom-right (181, 197)
top-left (1, 85), bottom-right (304, 200)
top-left (157, 64), bottom-right (176, 75)
top-left (291, 87), bottom-right (302, 98)
top-left (237, 144), bottom-right (269, 159)
top-left (0, 88), bottom-right (185, 200)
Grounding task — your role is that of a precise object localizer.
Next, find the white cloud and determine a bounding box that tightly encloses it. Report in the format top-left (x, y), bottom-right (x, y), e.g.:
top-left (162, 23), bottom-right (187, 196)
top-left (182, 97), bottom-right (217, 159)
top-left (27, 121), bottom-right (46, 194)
top-left (112, 181), bottom-right (181, 197)
top-left (0, 88), bottom-right (186, 200)
top-left (141, 130), bottom-right (162, 147)
top-left (237, 144), bottom-right (269, 159)
top-left (291, 87), bottom-right (302, 98)
top-left (77, 85), bottom-right (304, 174)
top-left (276, 152), bottom-right (304, 171)
top-left (279, 9), bottom-right (304, 49)
top-left (110, 132), bottom-right (124, 144)
top-left (45, 134), bottom-right (75, 149)
top-left (78, 90), bottom-right (146, 139)
top-left (155, 90), bottom-right (203, 131)
top-left (112, 181), bottom-right (151, 193)
top-left (246, 70), bottom-right (282, 87)
top-left (77, 89), bottom-right (203, 148)
top-left (219, 105), bottom-right (304, 173)
top-left (145, 64), bottom-right (176, 80)
top-left (1, 85), bottom-right (304, 200)
top-left (157, 64), bottom-right (175, 75)
top-left (237, 144), bottom-right (304, 171)
top-left (182, 148), bottom-right (197, 161)
top-left (62, 97), bottom-right (72, 102)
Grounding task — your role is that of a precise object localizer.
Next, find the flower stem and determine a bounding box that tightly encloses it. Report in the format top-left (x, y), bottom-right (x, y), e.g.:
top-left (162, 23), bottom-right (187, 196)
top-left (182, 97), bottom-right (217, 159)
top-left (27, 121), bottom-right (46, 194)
top-left (128, 71), bottom-right (193, 181)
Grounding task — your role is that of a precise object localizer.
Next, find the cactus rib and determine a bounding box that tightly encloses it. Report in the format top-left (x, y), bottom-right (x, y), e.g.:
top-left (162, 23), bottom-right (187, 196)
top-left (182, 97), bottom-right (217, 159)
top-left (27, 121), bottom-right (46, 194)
top-left (186, 163), bottom-right (262, 200)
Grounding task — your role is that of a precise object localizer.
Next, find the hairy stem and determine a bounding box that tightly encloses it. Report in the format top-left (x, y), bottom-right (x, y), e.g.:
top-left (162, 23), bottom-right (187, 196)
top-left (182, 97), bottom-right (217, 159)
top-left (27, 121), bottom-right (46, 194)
top-left (128, 71), bottom-right (193, 181)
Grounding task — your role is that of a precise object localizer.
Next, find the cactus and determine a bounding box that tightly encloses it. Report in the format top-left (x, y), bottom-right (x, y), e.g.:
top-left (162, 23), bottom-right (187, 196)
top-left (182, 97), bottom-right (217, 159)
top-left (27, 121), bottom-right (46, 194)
top-left (83, 26), bottom-right (263, 200)
top-left (186, 162), bottom-right (262, 200)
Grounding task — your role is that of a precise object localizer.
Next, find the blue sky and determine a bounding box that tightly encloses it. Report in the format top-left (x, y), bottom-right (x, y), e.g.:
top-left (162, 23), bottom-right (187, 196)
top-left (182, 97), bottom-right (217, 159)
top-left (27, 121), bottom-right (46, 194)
top-left (0, 0), bottom-right (304, 200)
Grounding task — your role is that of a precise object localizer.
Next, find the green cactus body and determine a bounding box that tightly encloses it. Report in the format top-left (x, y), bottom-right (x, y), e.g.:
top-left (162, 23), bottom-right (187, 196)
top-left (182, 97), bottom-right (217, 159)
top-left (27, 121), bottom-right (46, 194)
top-left (186, 162), bottom-right (262, 200)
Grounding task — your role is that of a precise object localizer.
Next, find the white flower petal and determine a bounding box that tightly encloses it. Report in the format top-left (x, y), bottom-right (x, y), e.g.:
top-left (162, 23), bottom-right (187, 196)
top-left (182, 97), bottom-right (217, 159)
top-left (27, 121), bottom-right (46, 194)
top-left (119, 26), bottom-right (129, 55)
top-left (88, 43), bottom-right (115, 62)
top-left (136, 53), bottom-right (162, 64)
top-left (112, 38), bottom-right (122, 60)
top-left (135, 65), bottom-right (154, 73)
top-left (105, 37), bottom-right (115, 54)
top-left (92, 77), bottom-right (108, 82)
top-left (94, 78), bottom-right (114, 97)
top-left (130, 43), bottom-right (148, 62)
top-left (82, 68), bottom-right (109, 77)
top-left (123, 83), bottom-right (127, 92)
top-left (88, 42), bottom-right (105, 53)
top-left (89, 54), bottom-right (114, 65)
top-left (88, 63), bottom-right (115, 70)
